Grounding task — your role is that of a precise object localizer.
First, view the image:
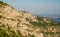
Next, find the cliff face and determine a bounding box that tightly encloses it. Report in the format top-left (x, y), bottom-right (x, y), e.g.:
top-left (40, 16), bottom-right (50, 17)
top-left (0, 1), bottom-right (60, 37)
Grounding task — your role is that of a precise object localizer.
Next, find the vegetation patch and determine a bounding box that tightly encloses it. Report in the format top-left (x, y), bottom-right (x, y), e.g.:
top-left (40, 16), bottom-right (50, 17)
top-left (36, 16), bottom-right (44, 21)
top-left (0, 15), bottom-right (3, 19)
top-left (29, 20), bottom-right (45, 27)
top-left (26, 18), bottom-right (30, 21)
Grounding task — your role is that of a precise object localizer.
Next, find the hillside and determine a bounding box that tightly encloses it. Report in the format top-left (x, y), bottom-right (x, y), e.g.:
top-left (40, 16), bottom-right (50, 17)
top-left (0, 1), bottom-right (60, 37)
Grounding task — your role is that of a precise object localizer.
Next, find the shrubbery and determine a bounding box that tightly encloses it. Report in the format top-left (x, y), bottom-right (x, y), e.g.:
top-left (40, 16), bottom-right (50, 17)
top-left (0, 15), bottom-right (2, 19)
top-left (29, 20), bottom-right (45, 27)
top-left (0, 24), bottom-right (35, 37)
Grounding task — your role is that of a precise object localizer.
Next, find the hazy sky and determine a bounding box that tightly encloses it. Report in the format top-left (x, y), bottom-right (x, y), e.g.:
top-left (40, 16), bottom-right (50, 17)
top-left (0, 0), bottom-right (60, 16)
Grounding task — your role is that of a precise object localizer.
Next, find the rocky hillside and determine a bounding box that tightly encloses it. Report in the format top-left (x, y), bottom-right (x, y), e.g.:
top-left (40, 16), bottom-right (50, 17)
top-left (0, 1), bottom-right (60, 37)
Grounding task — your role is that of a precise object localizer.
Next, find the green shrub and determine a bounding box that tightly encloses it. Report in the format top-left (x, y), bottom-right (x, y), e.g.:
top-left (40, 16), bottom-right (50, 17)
top-left (36, 16), bottom-right (44, 21)
top-left (26, 18), bottom-right (29, 21)
top-left (0, 1), bottom-right (3, 4)
top-left (17, 30), bottom-right (25, 37)
top-left (26, 34), bottom-right (35, 37)
top-left (0, 15), bottom-right (2, 19)
top-left (29, 20), bottom-right (45, 27)
top-left (0, 28), bottom-right (9, 37)
top-left (10, 18), bottom-right (16, 21)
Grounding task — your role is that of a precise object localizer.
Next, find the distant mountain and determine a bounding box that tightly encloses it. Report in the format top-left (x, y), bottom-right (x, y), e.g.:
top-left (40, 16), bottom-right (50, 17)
top-left (0, 1), bottom-right (60, 37)
top-left (46, 16), bottom-right (60, 23)
top-left (51, 18), bottom-right (60, 23)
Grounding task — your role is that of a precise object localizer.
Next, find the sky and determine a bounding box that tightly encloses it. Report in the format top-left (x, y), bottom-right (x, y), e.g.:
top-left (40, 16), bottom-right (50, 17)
top-left (0, 0), bottom-right (60, 16)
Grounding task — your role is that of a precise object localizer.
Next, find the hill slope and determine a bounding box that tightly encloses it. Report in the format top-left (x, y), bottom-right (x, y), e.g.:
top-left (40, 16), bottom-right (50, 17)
top-left (0, 1), bottom-right (60, 37)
